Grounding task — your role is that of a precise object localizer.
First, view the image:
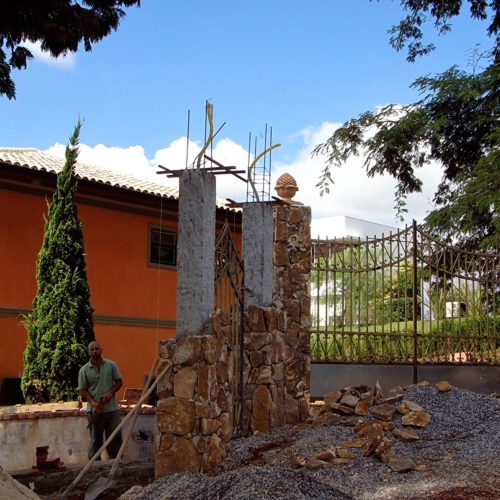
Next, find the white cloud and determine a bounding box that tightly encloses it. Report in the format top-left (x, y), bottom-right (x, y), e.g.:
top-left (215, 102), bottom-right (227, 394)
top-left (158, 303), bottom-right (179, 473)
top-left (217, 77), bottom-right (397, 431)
top-left (152, 137), bottom-right (199, 171)
top-left (273, 121), bottom-right (442, 227)
top-left (150, 137), bottom-right (253, 202)
top-left (211, 138), bottom-right (252, 202)
top-left (21, 41), bottom-right (76, 69)
top-left (46, 142), bottom-right (164, 183)
top-left (45, 137), bottom-right (250, 197)
top-left (45, 121), bottom-right (442, 226)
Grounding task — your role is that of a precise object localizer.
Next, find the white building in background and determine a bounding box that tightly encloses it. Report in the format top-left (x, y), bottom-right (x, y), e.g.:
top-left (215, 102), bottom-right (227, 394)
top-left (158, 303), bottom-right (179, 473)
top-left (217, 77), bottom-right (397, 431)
top-left (310, 216), bottom-right (401, 328)
top-left (310, 216), bottom-right (471, 326)
top-left (311, 215), bottom-right (400, 241)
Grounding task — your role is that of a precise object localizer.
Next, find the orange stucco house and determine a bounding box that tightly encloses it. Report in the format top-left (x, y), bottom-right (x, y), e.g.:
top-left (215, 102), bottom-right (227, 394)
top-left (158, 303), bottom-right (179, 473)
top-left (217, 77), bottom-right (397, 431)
top-left (0, 148), bottom-right (240, 404)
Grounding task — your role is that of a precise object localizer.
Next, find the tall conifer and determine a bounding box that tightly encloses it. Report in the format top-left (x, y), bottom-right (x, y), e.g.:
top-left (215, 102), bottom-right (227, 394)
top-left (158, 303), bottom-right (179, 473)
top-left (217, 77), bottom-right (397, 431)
top-left (21, 122), bottom-right (95, 402)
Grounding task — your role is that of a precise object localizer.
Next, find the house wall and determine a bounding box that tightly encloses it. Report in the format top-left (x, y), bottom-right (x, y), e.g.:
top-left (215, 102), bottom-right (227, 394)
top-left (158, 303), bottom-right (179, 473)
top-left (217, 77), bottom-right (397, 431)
top-left (0, 186), bottom-right (177, 401)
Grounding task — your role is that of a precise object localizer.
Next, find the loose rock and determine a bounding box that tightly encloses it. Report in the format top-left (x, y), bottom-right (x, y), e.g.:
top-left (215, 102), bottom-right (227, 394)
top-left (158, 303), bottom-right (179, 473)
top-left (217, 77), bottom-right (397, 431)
top-left (290, 453), bottom-right (305, 469)
top-left (402, 410), bottom-right (431, 427)
top-left (387, 454), bottom-right (416, 472)
top-left (436, 381), bottom-right (452, 392)
top-left (393, 427), bottom-right (420, 442)
top-left (371, 403), bottom-right (397, 421)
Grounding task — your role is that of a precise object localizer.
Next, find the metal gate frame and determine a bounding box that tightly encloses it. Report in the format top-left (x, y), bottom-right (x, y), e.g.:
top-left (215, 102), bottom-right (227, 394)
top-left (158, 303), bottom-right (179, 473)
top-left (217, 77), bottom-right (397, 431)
top-left (214, 221), bottom-right (244, 434)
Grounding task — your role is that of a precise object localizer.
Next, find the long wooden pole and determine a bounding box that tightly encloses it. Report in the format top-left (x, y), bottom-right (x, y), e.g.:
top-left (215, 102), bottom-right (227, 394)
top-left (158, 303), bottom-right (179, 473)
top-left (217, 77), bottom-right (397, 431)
top-left (108, 358), bottom-right (159, 479)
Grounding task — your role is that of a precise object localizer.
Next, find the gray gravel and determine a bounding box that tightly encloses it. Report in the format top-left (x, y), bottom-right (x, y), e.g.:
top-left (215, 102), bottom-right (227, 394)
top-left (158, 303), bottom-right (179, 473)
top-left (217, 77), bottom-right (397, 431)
top-left (121, 385), bottom-right (500, 499)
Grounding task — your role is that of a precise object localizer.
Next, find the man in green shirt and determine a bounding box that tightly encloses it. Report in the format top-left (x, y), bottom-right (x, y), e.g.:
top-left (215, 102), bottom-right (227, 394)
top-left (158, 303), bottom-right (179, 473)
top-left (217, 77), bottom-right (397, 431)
top-left (78, 341), bottom-right (123, 460)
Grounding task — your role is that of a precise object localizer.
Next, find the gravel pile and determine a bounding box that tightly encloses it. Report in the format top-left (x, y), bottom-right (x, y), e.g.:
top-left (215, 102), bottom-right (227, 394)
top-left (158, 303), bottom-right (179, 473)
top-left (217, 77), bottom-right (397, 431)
top-left (120, 385), bottom-right (500, 499)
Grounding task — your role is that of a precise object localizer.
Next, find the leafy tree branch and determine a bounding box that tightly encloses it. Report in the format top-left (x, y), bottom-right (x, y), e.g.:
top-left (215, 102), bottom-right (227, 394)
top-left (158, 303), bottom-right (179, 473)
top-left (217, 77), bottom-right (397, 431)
top-left (315, 1), bottom-right (499, 250)
top-left (0, 0), bottom-right (140, 99)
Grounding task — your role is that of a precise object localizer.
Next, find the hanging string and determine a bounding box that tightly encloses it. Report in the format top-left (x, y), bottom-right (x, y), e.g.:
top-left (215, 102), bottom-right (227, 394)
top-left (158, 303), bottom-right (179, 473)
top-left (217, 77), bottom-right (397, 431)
top-left (155, 189), bottom-right (165, 345)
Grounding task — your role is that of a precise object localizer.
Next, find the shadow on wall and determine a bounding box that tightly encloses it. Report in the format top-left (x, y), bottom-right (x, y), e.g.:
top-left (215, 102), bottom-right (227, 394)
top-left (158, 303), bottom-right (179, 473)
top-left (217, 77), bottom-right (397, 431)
top-left (0, 377), bottom-right (24, 405)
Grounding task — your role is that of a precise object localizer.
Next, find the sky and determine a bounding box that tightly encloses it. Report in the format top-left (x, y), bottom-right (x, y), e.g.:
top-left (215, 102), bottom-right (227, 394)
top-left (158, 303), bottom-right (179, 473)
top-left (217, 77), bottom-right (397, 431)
top-left (0, 1), bottom-right (493, 228)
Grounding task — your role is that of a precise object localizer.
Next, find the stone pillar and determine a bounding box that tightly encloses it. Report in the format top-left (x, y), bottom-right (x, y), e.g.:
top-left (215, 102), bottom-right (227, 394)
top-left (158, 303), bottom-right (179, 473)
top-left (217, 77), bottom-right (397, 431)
top-left (155, 313), bottom-right (234, 478)
top-left (176, 170), bottom-right (216, 338)
top-left (242, 203), bottom-right (273, 309)
top-left (273, 204), bottom-right (311, 423)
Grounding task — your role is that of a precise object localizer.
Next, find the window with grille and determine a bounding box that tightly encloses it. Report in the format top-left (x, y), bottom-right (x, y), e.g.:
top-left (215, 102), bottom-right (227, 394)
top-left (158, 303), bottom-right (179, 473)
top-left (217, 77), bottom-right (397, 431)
top-left (148, 226), bottom-right (177, 267)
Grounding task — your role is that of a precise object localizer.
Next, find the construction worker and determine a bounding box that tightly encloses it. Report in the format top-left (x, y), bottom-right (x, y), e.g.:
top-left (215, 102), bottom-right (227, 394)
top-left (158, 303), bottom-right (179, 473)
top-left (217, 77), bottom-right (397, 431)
top-left (78, 341), bottom-right (123, 460)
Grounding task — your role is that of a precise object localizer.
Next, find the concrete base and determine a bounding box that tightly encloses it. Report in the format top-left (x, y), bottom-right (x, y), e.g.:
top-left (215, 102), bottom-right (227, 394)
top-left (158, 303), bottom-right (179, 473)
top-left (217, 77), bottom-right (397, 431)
top-left (311, 364), bottom-right (500, 396)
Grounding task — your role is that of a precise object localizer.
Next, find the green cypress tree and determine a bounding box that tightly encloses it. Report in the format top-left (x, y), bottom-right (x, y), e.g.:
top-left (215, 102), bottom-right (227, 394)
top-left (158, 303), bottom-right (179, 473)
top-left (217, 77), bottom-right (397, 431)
top-left (21, 121), bottom-right (95, 402)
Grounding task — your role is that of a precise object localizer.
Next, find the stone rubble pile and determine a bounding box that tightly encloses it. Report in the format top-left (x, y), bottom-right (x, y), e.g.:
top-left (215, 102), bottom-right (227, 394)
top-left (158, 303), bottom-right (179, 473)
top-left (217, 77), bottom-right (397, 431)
top-left (118, 383), bottom-right (500, 500)
top-left (291, 380), bottom-right (452, 473)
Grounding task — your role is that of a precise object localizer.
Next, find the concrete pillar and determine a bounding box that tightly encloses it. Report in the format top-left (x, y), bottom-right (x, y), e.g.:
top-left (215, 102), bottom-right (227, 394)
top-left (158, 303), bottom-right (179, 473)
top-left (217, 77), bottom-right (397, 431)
top-left (176, 170), bottom-right (216, 338)
top-left (242, 203), bottom-right (273, 309)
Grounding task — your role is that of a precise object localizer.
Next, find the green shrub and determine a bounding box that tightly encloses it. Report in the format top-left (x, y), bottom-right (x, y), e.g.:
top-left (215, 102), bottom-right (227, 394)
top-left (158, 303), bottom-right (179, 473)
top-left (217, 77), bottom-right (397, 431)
top-left (21, 122), bottom-right (95, 403)
top-left (311, 315), bottom-right (500, 363)
top-left (439, 315), bottom-right (500, 336)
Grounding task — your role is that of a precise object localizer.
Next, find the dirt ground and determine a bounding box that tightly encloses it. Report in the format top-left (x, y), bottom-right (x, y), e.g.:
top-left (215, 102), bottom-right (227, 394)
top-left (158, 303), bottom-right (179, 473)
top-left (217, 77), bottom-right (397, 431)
top-left (13, 438), bottom-right (500, 500)
top-left (13, 459), bottom-right (154, 499)
top-left (8, 387), bottom-right (500, 499)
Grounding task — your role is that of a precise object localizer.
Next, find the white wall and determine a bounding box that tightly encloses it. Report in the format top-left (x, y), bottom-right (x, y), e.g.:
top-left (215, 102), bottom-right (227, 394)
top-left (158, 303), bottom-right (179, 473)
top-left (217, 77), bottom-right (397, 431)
top-left (0, 410), bottom-right (156, 473)
top-left (311, 215), bottom-right (400, 240)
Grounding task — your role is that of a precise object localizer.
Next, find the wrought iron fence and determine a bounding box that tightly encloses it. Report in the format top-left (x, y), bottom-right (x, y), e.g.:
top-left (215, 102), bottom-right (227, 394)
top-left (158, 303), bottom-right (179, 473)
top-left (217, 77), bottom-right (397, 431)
top-left (215, 221), bottom-right (243, 313)
top-left (214, 220), bottom-right (244, 434)
top-left (311, 221), bottom-right (499, 371)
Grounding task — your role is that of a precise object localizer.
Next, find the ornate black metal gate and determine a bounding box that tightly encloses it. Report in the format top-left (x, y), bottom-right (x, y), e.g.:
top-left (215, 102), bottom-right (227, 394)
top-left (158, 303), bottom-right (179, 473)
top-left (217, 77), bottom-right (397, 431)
top-left (214, 220), bottom-right (244, 434)
top-left (311, 221), bottom-right (499, 379)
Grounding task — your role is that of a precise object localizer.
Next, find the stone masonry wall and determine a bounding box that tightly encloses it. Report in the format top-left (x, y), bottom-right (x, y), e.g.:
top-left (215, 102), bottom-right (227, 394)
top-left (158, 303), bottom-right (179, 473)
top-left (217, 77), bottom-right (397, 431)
top-left (155, 203), bottom-right (311, 477)
top-left (230, 204), bottom-right (312, 435)
top-left (240, 305), bottom-right (286, 435)
top-left (155, 311), bottom-right (234, 478)
top-left (272, 205), bottom-right (312, 423)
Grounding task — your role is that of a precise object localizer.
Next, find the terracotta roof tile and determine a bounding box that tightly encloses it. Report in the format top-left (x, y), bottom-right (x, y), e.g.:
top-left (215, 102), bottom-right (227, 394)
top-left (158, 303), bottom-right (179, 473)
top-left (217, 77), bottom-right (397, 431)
top-left (0, 147), bottom-right (233, 209)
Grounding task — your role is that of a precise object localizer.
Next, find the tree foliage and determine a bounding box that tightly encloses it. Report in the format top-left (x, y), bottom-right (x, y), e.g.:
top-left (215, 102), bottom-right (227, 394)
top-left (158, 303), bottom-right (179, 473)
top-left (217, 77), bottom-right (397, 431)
top-left (383, 0), bottom-right (499, 61)
top-left (315, 60), bottom-right (499, 249)
top-left (21, 122), bottom-right (95, 403)
top-left (315, 0), bottom-right (499, 251)
top-left (0, 0), bottom-right (140, 99)
top-left (377, 260), bottom-right (421, 323)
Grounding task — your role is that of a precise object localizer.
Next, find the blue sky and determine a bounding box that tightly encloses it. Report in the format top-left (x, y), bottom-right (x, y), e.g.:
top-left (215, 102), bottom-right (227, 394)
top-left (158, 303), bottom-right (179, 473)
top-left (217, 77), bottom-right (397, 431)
top-left (0, 1), bottom-right (493, 229)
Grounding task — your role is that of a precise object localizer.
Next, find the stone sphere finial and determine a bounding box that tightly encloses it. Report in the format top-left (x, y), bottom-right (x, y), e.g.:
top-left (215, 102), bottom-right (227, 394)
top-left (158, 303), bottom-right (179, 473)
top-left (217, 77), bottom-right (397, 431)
top-left (274, 173), bottom-right (299, 204)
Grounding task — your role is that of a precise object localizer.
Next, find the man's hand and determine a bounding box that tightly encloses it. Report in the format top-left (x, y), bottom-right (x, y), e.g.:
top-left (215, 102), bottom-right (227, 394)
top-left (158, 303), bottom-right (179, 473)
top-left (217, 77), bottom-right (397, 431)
top-left (93, 397), bottom-right (104, 415)
top-left (81, 389), bottom-right (98, 408)
top-left (102, 391), bottom-right (113, 403)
